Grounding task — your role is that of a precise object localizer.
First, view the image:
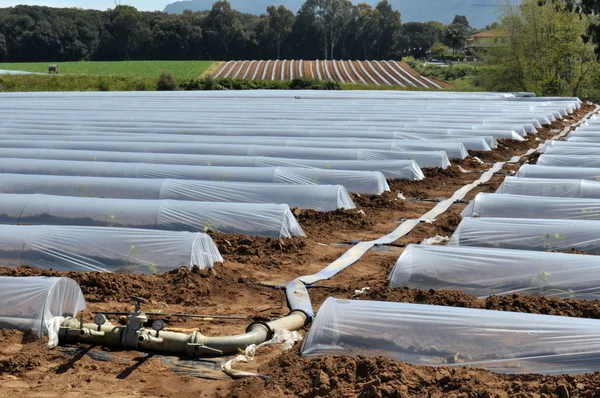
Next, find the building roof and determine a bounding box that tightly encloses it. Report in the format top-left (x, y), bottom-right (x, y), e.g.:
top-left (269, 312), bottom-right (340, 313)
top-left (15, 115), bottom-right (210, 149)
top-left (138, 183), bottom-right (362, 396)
top-left (469, 30), bottom-right (505, 40)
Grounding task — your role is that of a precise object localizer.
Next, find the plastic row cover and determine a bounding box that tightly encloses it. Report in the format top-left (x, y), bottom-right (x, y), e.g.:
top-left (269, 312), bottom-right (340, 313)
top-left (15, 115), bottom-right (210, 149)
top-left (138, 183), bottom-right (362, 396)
top-left (0, 147), bottom-right (444, 171)
top-left (497, 177), bottom-right (600, 198)
top-left (544, 143), bottom-right (600, 156)
top-left (4, 134), bottom-right (488, 152)
top-left (0, 277), bottom-right (86, 346)
top-left (449, 217), bottom-right (600, 253)
top-left (537, 154), bottom-right (600, 168)
top-left (517, 165), bottom-right (600, 180)
top-left (0, 124), bottom-right (510, 143)
top-left (462, 193), bottom-right (600, 220)
top-left (0, 159), bottom-right (392, 194)
top-left (0, 194), bottom-right (305, 238)
top-left (389, 245), bottom-right (600, 299)
top-left (0, 225), bottom-right (222, 272)
top-left (252, 158), bottom-right (424, 178)
top-left (0, 174), bottom-right (355, 211)
top-left (566, 135), bottom-right (600, 142)
top-left (0, 139), bottom-right (466, 162)
top-left (302, 297), bottom-right (600, 375)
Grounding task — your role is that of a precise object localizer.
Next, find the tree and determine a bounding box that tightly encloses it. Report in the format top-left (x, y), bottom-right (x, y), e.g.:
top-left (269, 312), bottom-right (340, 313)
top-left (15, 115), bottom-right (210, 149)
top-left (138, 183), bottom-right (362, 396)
top-left (375, 0), bottom-right (401, 59)
top-left (0, 34), bottom-right (6, 61)
top-left (442, 23), bottom-right (468, 54)
top-left (452, 15), bottom-right (470, 27)
top-left (95, 5), bottom-right (146, 60)
top-left (354, 3), bottom-right (379, 59)
top-left (393, 22), bottom-right (438, 58)
top-left (541, 0), bottom-right (600, 14)
top-left (482, 0), bottom-right (598, 97)
top-left (303, 0), bottom-right (353, 60)
top-left (265, 5), bottom-right (295, 59)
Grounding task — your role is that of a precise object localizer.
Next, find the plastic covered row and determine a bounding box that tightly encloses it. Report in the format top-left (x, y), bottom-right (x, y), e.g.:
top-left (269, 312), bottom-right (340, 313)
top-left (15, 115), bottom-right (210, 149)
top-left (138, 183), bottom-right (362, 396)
top-left (497, 177), bottom-right (600, 198)
top-left (2, 134), bottom-right (491, 152)
top-left (462, 193), bottom-right (600, 220)
top-left (516, 164), bottom-right (600, 180)
top-left (0, 174), bottom-right (355, 211)
top-left (0, 193), bottom-right (305, 238)
top-left (389, 244), bottom-right (600, 299)
top-left (0, 125), bottom-right (510, 143)
top-left (537, 154), bottom-right (600, 168)
top-left (544, 142), bottom-right (600, 156)
top-left (0, 225), bottom-right (223, 272)
top-left (0, 147), bottom-right (445, 170)
top-left (0, 142), bottom-right (451, 169)
top-left (0, 276), bottom-right (86, 346)
top-left (449, 217), bottom-right (600, 253)
top-left (0, 158), bottom-right (392, 194)
top-left (302, 297), bottom-right (600, 375)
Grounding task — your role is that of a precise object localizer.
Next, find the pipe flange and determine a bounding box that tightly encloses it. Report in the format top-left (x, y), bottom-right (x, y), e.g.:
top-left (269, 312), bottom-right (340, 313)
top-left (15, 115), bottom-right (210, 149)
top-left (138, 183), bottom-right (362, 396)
top-left (289, 309), bottom-right (313, 326)
top-left (245, 321), bottom-right (273, 340)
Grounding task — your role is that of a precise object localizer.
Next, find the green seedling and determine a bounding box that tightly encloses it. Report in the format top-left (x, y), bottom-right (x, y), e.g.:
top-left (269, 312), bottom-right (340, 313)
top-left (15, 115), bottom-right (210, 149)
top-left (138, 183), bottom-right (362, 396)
top-left (104, 213), bottom-right (118, 227)
top-left (129, 245), bottom-right (140, 257)
top-left (76, 184), bottom-right (89, 197)
top-left (529, 271), bottom-right (575, 299)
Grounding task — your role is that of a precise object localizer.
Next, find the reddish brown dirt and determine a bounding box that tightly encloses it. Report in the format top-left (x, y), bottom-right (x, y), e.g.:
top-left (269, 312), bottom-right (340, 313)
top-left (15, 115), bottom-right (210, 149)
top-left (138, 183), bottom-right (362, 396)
top-left (0, 106), bottom-right (597, 397)
top-left (230, 348), bottom-right (600, 398)
top-left (213, 61), bottom-right (235, 78)
top-left (255, 60), bottom-right (268, 80)
top-left (351, 60), bottom-right (374, 85)
top-left (388, 60), bottom-right (421, 88)
top-left (378, 60), bottom-right (405, 86)
top-left (303, 60), bottom-right (315, 79)
top-left (341, 60), bottom-right (360, 83)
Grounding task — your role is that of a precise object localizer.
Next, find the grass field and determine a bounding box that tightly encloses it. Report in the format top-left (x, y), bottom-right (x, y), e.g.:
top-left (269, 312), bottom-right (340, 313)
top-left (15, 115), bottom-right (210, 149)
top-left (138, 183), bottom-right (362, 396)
top-left (0, 60), bottom-right (220, 78)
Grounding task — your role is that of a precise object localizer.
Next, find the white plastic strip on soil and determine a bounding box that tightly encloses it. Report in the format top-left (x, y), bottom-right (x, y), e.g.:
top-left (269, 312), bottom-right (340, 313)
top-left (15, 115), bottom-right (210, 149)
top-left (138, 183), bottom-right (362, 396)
top-left (251, 60), bottom-right (261, 80)
top-left (285, 105), bottom-right (600, 316)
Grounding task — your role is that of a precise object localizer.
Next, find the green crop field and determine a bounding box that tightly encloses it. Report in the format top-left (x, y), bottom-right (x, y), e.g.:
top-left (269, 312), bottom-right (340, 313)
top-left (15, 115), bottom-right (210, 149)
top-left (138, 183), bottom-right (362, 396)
top-left (0, 61), bottom-right (220, 79)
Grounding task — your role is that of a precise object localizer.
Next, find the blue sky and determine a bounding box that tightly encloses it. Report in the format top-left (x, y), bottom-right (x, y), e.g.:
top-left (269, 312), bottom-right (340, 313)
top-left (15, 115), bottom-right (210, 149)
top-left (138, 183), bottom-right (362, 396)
top-left (0, 1), bottom-right (169, 11)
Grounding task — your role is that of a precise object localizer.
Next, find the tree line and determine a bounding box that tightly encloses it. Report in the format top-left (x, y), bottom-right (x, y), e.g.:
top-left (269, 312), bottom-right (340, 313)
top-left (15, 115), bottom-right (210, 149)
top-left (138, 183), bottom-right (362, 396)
top-left (0, 0), bottom-right (475, 63)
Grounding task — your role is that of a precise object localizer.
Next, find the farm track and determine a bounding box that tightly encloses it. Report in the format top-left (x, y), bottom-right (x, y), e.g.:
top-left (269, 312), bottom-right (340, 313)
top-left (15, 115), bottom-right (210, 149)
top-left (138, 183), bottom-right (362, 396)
top-left (211, 60), bottom-right (449, 87)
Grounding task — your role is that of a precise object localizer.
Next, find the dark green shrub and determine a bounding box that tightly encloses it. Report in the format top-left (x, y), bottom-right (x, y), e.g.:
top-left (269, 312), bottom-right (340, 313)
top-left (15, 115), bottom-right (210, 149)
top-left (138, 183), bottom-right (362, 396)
top-left (157, 71), bottom-right (178, 91)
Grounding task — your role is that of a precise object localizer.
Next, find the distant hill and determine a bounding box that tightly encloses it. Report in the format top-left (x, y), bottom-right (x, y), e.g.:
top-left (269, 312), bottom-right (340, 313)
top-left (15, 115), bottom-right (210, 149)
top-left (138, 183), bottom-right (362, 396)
top-left (164, 0), bottom-right (505, 28)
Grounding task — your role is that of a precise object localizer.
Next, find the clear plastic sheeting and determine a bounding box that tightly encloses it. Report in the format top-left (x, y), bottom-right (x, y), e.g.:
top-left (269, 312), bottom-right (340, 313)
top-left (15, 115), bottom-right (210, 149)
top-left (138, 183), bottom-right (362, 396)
top-left (543, 142), bottom-right (600, 156)
top-left (0, 147), bottom-right (445, 170)
top-left (516, 165), bottom-right (600, 180)
top-left (0, 139), bottom-right (466, 162)
top-left (449, 217), bottom-right (600, 253)
top-left (0, 159), bottom-right (392, 194)
top-left (0, 225), bottom-right (222, 273)
top-left (253, 158), bottom-right (425, 178)
top-left (537, 154), bottom-right (600, 168)
top-left (0, 194), bottom-right (305, 238)
top-left (0, 277), bottom-right (86, 346)
top-left (0, 91), bottom-right (578, 143)
top-left (389, 245), bottom-right (600, 299)
top-left (0, 134), bottom-right (494, 151)
top-left (497, 177), bottom-right (600, 198)
top-left (302, 297), bottom-right (600, 375)
top-left (0, 174), bottom-right (355, 211)
top-left (462, 193), bottom-right (600, 220)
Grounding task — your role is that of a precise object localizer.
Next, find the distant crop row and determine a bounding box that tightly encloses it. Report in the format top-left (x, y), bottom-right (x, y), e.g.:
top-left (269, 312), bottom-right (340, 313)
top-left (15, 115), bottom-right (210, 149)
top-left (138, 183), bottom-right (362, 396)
top-left (212, 60), bottom-right (451, 89)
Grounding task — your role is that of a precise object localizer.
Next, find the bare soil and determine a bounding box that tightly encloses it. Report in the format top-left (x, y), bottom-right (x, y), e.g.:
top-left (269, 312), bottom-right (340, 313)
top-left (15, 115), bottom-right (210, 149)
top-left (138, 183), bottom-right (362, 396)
top-left (0, 104), bottom-right (597, 397)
